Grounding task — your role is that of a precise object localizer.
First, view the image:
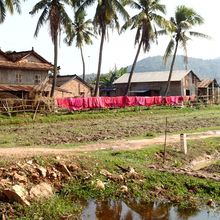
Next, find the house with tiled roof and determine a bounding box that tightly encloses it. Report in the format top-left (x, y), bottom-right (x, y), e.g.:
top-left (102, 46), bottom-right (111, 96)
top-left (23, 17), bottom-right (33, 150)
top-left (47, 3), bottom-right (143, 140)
top-left (50, 75), bottom-right (93, 98)
top-left (0, 48), bottom-right (54, 98)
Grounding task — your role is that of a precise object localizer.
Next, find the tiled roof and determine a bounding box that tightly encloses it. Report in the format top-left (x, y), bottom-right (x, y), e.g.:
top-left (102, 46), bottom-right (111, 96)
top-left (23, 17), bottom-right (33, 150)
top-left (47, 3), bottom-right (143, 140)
top-left (0, 49), bottom-right (53, 71)
top-left (0, 60), bottom-right (53, 71)
top-left (49, 75), bottom-right (93, 89)
top-left (114, 70), bottom-right (195, 84)
top-left (6, 49), bottom-right (52, 64)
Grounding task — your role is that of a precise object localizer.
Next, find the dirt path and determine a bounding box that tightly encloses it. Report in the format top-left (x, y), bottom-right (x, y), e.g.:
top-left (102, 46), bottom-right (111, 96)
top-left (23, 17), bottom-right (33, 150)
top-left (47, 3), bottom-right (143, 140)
top-left (0, 130), bottom-right (220, 159)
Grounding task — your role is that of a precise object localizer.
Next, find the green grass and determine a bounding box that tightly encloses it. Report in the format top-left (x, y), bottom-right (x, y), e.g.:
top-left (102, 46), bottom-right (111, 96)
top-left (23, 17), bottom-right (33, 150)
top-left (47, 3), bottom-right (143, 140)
top-left (0, 105), bottom-right (219, 126)
top-left (15, 196), bottom-right (82, 220)
top-left (7, 136), bottom-right (220, 219)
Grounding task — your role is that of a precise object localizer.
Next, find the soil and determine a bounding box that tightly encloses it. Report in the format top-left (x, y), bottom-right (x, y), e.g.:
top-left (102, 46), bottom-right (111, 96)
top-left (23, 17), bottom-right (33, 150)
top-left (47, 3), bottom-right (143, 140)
top-left (0, 130), bottom-right (220, 158)
top-left (0, 111), bottom-right (220, 147)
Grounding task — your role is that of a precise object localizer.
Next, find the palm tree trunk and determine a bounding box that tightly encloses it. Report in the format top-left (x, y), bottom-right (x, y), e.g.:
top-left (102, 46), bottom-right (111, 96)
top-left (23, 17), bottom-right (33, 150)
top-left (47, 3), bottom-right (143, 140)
top-left (164, 40), bottom-right (179, 97)
top-left (80, 46), bottom-right (86, 81)
top-left (124, 39), bottom-right (143, 96)
top-left (50, 33), bottom-right (58, 98)
top-left (94, 27), bottom-right (106, 97)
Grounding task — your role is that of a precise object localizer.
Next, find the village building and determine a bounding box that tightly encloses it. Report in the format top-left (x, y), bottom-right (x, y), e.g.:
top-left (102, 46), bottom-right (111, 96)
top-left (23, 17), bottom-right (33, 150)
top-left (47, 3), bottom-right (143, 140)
top-left (0, 48), bottom-right (53, 98)
top-left (50, 75), bottom-right (93, 98)
top-left (198, 79), bottom-right (219, 103)
top-left (0, 49), bottom-right (92, 99)
top-left (113, 70), bottom-right (201, 97)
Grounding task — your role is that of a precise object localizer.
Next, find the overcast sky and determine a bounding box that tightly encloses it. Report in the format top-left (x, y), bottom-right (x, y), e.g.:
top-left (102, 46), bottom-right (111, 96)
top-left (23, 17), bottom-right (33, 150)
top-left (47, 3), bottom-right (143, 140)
top-left (0, 0), bottom-right (219, 75)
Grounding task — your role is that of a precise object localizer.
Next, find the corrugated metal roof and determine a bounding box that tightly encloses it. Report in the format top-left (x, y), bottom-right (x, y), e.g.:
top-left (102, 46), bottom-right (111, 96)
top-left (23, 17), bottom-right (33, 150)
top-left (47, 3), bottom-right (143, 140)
top-left (113, 70), bottom-right (192, 84)
top-left (198, 79), bottom-right (214, 88)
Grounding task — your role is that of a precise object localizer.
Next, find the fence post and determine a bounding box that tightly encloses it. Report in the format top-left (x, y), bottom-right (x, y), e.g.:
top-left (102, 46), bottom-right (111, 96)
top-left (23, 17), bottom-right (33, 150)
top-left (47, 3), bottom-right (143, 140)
top-left (180, 133), bottom-right (187, 154)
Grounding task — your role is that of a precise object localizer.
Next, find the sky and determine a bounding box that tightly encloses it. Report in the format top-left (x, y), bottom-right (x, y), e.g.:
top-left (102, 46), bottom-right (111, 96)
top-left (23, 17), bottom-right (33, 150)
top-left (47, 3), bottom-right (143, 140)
top-left (0, 0), bottom-right (219, 76)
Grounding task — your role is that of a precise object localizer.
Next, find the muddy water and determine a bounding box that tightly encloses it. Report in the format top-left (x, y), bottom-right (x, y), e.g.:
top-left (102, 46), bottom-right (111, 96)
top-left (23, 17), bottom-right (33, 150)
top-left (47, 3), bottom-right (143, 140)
top-left (81, 200), bottom-right (220, 220)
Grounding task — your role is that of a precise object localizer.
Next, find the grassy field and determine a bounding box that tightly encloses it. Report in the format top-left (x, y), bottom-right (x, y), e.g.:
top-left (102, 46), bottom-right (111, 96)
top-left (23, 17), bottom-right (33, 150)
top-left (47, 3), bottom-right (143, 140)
top-left (0, 105), bottom-right (220, 219)
top-left (0, 105), bottom-right (220, 148)
top-left (13, 137), bottom-right (220, 219)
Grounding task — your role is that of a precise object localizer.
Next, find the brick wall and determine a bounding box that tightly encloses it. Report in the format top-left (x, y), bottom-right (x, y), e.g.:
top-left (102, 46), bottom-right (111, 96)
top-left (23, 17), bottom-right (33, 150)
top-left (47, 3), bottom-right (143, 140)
top-left (54, 78), bottom-right (92, 98)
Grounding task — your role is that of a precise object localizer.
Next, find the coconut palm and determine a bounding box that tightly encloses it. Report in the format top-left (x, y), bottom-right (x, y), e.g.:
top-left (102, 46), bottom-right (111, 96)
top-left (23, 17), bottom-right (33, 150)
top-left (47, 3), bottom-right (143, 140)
top-left (30, 0), bottom-right (74, 97)
top-left (77, 0), bottom-right (129, 96)
top-left (162, 5), bottom-right (209, 96)
top-left (65, 10), bottom-right (95, 81)
top-left (0, 0), bottom-right (22, 23)
top-left (122, 0), bottom-right (167, 96)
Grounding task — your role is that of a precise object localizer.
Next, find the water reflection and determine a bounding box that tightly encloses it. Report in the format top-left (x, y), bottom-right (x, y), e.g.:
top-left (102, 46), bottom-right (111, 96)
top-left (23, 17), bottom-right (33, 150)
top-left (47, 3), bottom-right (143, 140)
top-left (81, 200), bottom-right (220, 220)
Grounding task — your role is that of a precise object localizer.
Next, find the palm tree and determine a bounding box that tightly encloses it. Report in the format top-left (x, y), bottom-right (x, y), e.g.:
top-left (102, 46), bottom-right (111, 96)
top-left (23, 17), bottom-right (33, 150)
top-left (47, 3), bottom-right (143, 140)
top-left (162, 5), bottom-right (209, 96)
top-left (65, 10), bottom-right (95, 81)
top-left (122, 0), bottom-right (167, 96)
top-left (30, 0), bottom-right (74, 97)
top-left (0, 0), bottom-right (22, 23)
top-left (77, 0), bottom-right (129, 96)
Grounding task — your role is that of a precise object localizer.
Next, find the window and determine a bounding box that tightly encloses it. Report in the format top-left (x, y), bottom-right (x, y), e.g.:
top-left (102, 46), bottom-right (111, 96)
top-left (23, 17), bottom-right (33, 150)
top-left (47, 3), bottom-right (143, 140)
top-left (16, 73), bottom-right (22, 83)
top-left (34, 74), bottom-right (41, 84)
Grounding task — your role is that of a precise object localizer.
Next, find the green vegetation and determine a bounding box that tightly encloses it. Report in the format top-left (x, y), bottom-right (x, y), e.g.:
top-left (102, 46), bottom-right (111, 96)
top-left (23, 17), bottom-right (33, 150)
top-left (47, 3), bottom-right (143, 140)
top-left (16, 196), bottom-right (82, 220)
top-left (14, 137), bottom-right (220, 219)
top-left (0, 105), bottom-right (220, 148)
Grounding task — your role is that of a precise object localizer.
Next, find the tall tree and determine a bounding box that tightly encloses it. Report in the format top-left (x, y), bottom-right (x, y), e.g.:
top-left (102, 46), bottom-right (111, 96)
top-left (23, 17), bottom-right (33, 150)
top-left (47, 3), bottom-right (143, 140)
top-left (30, 0), bottom-right (73, 97)
top-left (65, 10), bottom-right (95, 81)
top-left (99, 66), bottom-right (127, 88)
top-left (122, 0), bottom-right (167, 96)
top-left (77, 0), bottom-right (129, 96)
top-left (162, 5), bottom-right (209, 96)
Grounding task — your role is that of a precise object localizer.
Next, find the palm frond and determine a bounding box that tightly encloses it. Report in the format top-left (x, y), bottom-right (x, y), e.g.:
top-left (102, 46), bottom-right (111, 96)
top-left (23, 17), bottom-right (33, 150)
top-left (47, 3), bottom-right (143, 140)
top-left (151, 1), bottom-right (166, 15)
top-left (113, 0), bottom-right (129, 21)
top-left (135, 26), bottom-right (141, 45)
top-left (59, 5), bottom-right (72, 33)
top-left (163, 39), bottom-right (175, 64)
top-left (129, 1), bottom-right (141, 10)
top-left (5, 0), bottom-right (13, 13)
top-left (12, 0), bottom-right (21, 14)
top-left (77, 0), bottom-right (96, 13)
top-left (29, 0), bottom-right (48, 15)
top-left (189, 31), bottom-right (211, 39)
top-left (0, 1), bottom-right (6, 23)
top-left (157, 29), bottom-right (167, 36)
top-left (34, 7), bottom-right (48, 37)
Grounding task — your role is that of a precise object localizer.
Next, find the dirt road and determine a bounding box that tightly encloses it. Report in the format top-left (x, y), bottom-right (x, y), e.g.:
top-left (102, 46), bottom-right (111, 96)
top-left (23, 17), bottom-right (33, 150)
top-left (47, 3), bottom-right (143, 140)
top-left (0, 130), bottom-right (220, 158)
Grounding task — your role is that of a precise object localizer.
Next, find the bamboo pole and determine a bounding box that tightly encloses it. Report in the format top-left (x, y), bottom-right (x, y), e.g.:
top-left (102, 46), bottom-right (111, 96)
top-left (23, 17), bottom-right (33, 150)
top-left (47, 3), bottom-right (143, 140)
top-left (163, 117), bottom-right (168, 163)
top-left (33, 101), bottom-right (40, 120)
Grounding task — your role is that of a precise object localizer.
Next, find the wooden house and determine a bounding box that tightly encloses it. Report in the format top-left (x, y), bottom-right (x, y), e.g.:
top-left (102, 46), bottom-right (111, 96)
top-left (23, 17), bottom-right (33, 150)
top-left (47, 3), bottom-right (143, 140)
top-left (198, 79), bottom-right (219, 103)
top-left (50, 75), bottom-right (93, 98)
top-left (113, 70), bottom-right (200, 96)
top-left (0, 48), bottom-right (53, 98)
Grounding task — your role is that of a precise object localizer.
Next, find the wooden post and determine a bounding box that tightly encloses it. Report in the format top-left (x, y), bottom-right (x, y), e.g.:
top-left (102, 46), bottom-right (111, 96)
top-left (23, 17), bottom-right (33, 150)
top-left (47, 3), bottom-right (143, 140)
top-left (163, 117), bottom-right (168, 163)
top-left (4, 100), bottom-right (12, 118)
top-left (212, 81), bottom-right (215, 104)
top-left (33, 101), bottom-right (40, 120)
top-left (180, 133), bottom-right (187, 154)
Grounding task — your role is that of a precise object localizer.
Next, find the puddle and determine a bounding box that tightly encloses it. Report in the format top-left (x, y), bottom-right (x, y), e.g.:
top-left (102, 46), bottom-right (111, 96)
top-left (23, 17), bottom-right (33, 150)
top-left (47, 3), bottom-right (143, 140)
top-left (81, 200), bottom-right (220, 220)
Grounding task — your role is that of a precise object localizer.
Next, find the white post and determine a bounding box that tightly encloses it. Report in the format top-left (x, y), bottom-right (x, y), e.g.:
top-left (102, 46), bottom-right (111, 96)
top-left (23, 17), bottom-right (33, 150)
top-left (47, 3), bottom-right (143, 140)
top-left (180, 133), bottom-right (187, 155)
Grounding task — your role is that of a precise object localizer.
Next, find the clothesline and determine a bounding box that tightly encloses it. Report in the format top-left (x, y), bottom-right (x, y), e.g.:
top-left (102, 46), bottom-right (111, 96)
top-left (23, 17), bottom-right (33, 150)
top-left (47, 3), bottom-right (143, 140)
top-left (56, 96), bottom-right (193, 111)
